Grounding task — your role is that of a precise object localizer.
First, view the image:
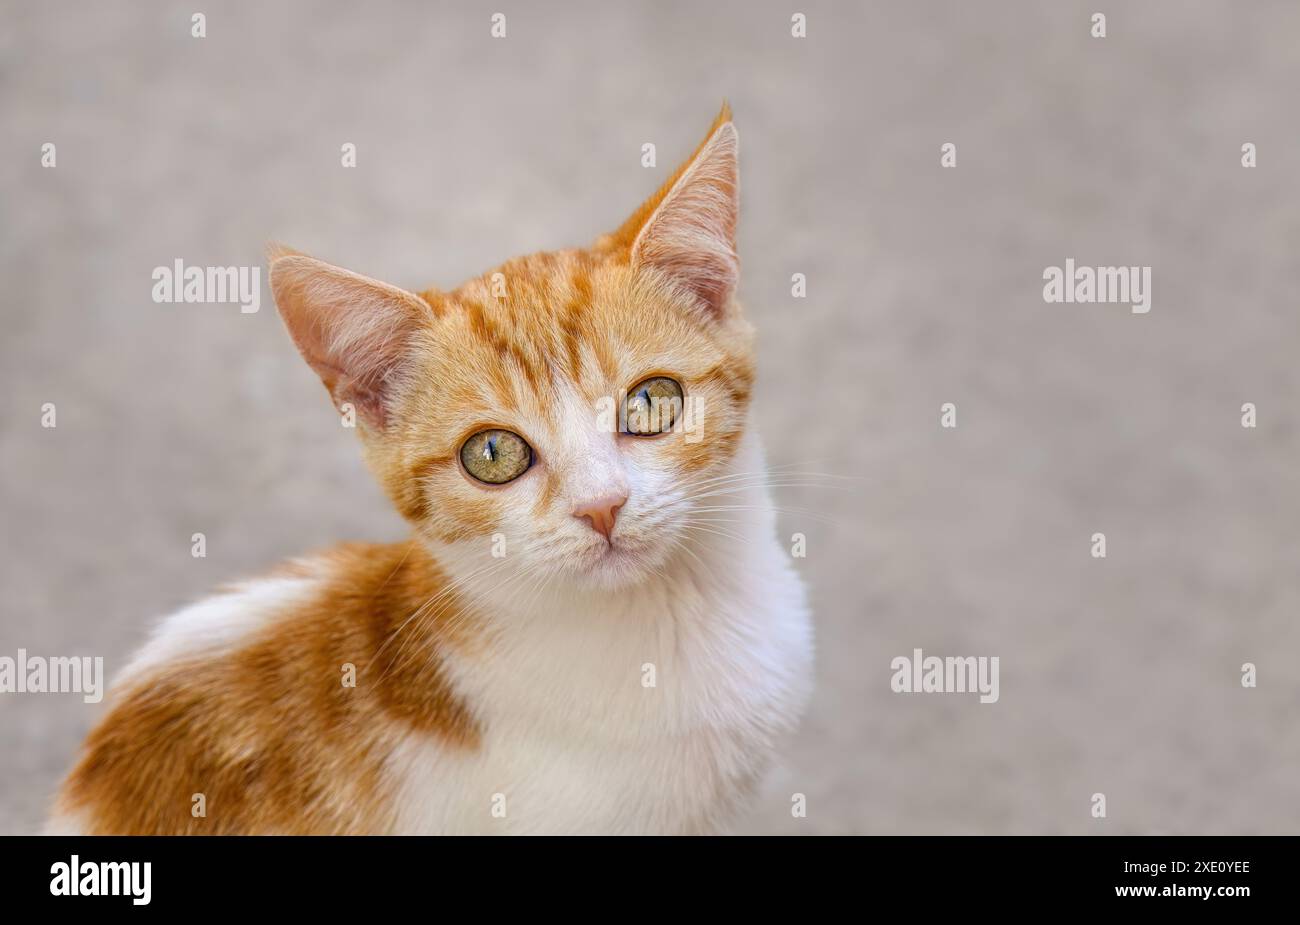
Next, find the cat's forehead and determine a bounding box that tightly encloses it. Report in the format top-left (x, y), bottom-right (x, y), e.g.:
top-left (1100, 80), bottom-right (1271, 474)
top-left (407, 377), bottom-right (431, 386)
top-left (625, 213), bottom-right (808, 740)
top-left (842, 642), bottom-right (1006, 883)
top-left (430, 248), bottom-right (734, 396)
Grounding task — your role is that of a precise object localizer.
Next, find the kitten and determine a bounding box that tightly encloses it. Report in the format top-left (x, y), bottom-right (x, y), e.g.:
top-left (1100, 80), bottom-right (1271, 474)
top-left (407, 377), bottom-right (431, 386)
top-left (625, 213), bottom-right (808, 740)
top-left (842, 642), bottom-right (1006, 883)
top-left (49, 105), bottom-right (813, 835)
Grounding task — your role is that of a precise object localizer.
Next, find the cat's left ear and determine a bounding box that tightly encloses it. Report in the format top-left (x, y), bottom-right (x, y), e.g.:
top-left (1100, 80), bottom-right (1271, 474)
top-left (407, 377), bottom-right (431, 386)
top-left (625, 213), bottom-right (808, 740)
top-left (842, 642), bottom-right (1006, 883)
top-left (268, 247), bottom-right (434, 430)
top-left (608, 104), bottom-right (739, 319)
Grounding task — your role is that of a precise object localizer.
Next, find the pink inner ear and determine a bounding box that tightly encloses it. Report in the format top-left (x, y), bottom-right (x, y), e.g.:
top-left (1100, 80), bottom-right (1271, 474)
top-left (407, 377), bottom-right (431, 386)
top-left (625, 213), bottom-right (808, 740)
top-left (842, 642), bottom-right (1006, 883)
top-left (270, 255), bottom-right (430, 429)
top-left (307, 351), bottom-right (396, 429)
top-left (631, 123), bottom-right (739, 316)
top-left (641, 244), bottom-right (738, 316)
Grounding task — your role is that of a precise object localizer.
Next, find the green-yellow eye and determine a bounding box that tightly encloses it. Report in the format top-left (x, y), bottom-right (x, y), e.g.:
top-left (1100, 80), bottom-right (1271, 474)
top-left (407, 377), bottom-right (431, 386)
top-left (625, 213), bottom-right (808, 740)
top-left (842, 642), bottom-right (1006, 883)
top-left (623, 376), bottom-right (684, 436)
top-left (460, 429), bottom-right (532, 484)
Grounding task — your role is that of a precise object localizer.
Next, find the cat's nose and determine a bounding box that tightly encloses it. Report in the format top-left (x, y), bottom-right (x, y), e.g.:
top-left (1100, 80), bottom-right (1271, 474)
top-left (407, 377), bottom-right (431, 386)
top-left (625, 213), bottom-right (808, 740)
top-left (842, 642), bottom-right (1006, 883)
top-left (573, 492), bottom-right (627, 541)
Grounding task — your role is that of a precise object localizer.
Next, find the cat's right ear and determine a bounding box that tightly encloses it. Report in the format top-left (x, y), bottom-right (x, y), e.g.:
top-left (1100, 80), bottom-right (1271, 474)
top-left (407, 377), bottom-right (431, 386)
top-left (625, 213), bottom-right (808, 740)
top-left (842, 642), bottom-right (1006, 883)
top-left (268, 247), bottom-right (434, 429)
top-left (600, 103), bottom-right (740, 320)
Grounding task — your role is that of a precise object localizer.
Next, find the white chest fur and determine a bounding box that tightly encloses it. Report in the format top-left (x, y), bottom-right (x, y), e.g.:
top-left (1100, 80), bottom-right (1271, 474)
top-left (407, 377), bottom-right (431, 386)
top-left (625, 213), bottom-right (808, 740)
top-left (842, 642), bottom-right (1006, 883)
top-left (392, 478), bottom-right (814, 834)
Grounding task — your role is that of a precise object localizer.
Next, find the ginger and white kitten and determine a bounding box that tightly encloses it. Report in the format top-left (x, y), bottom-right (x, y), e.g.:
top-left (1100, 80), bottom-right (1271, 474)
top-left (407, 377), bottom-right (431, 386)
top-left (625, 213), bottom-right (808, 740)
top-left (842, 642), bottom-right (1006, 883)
top-left (50, 105), bottom-right (813, 835)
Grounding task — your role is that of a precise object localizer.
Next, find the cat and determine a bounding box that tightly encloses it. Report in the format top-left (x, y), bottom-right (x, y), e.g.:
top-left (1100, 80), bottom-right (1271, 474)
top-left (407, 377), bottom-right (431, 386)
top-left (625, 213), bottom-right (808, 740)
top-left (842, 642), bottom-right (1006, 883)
top-left (49, 104), bottom-right (814, 835)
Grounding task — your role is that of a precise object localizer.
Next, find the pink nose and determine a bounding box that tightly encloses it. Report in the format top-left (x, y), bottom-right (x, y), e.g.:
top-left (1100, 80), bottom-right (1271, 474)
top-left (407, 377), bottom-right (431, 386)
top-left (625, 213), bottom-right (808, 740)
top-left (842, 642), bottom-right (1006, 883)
top-left (573, 493), bottom-right (627, 541)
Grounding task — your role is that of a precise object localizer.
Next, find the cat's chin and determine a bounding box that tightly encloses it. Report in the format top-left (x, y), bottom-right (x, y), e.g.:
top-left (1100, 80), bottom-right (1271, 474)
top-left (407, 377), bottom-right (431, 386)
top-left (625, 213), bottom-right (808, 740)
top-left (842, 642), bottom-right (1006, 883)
top-left (564, 536), bottom-right (671, 591)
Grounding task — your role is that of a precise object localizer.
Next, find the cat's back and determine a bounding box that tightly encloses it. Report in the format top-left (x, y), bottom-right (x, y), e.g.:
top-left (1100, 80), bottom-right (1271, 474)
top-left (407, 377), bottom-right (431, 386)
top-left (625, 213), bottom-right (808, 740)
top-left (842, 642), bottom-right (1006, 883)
top-left (49, 542), bottom-right (480, 834)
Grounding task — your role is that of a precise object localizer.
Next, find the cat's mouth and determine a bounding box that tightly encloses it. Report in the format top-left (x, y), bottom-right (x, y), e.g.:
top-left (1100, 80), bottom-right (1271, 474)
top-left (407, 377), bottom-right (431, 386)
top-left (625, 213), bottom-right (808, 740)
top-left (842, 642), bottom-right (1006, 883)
top-left (570, 533), bottom-right (661, 588)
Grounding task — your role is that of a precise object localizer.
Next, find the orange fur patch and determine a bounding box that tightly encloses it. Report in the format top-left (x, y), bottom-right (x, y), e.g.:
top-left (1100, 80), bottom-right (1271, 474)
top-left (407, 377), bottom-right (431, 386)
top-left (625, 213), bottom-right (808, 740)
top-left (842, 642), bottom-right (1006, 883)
top-left (55, 543), bottom-right (480, 834)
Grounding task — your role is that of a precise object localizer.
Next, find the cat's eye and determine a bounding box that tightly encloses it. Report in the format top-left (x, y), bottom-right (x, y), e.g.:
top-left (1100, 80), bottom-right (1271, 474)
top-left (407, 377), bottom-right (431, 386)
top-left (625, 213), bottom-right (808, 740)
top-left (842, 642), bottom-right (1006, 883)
top-left (623, 376), bottom-right (684, 436)
top-left (460, 429), bottom-right (533, 484)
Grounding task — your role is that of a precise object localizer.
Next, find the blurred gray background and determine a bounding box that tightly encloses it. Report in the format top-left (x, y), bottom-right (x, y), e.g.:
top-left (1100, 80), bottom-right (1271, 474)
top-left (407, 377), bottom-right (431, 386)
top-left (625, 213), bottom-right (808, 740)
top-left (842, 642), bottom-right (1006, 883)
top-left (2, 0), bottom-right (1299, 835)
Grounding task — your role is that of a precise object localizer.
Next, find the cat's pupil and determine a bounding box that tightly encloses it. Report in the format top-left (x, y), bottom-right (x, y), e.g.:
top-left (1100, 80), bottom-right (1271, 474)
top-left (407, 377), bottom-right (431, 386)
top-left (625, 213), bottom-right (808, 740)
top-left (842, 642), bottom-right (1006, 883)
top-left (483, 440), bottom-right (496, 462)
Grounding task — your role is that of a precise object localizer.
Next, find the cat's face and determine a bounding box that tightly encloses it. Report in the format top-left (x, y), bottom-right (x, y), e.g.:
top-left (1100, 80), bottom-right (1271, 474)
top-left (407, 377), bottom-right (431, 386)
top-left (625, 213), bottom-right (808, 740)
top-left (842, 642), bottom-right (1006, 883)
top-left (271, 106), bottom-right (752, 588)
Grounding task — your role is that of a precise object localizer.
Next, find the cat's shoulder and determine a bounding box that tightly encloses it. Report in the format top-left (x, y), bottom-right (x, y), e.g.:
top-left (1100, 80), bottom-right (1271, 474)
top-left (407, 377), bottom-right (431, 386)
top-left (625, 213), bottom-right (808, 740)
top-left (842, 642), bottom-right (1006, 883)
top-left (118, 541), bottom-right (426, 685)
top-left (52, 541), bottom-right (470, 834)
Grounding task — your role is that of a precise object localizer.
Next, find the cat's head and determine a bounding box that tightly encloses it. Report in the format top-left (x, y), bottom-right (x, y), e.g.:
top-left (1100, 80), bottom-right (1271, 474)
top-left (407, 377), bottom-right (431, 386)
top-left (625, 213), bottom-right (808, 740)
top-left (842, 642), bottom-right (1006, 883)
top-left (269, 105), bottom-right (754, 589)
